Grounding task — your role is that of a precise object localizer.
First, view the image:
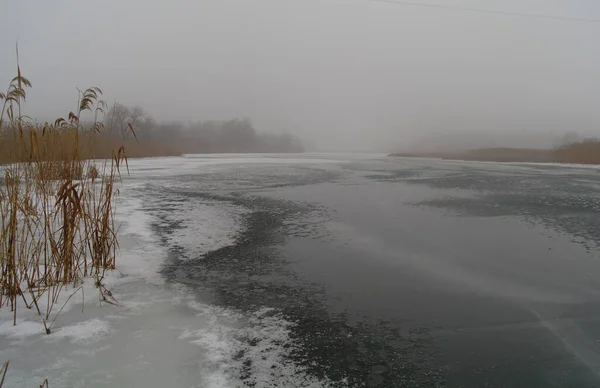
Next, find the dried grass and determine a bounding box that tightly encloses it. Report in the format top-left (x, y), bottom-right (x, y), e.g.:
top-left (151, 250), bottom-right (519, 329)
top-left (0, 50), bottom-right (129, 333)
top-left (554, 140), bottom-right (600, 165)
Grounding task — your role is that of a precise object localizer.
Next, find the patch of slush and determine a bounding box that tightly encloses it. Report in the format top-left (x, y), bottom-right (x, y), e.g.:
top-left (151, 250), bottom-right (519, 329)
top-left (181, 303), bottom-right (336, 388)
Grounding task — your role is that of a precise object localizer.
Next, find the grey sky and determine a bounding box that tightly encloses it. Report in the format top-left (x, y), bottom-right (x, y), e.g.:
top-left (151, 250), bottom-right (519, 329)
top-left (1, 0), bottom-right (599, 151)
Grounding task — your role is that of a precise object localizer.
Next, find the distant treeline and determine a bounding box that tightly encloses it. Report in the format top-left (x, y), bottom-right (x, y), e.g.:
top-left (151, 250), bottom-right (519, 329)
top-left (104, 103), bottom-right (304, 154)
top-left (390, 138), bottom-right (600, 165)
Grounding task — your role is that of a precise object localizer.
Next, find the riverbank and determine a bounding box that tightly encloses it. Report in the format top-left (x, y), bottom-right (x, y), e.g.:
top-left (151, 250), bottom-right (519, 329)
top-left (390, 142), bottom-right (600, 165)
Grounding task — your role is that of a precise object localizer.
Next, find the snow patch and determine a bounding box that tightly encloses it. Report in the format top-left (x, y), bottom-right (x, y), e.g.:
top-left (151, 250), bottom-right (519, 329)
top-left (50, 319), bottom-right (111, 343)
top-left (0, 320), bottom-right (45, 339)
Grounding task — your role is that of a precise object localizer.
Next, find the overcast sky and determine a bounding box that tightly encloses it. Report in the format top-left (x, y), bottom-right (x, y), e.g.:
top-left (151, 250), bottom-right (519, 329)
top-left (1, 0), bottom-right (599, 151)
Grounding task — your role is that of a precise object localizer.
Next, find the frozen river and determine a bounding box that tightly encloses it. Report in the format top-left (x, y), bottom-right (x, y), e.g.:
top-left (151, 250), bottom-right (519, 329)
top-left (3, 153), bottom-right (600, 387)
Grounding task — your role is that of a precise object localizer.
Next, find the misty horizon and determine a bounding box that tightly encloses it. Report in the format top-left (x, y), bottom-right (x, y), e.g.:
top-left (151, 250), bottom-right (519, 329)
top-left (2, 0), bottom-right (599, 152)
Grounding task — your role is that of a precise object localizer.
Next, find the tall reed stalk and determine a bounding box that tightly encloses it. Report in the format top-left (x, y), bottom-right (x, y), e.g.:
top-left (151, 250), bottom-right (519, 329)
top-left (0, 51), bottom-right (129, 333)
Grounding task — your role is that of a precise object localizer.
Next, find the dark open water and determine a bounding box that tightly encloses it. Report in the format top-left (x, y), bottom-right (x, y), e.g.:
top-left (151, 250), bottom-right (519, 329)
top-left (145, 154), bottom-right (600, 387)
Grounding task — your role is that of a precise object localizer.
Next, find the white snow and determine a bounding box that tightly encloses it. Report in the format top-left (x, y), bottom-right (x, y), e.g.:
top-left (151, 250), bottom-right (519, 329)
top-left (0, 320), bottom-right (45, 339)
top-left (50, 319), bottom-right (111, 343)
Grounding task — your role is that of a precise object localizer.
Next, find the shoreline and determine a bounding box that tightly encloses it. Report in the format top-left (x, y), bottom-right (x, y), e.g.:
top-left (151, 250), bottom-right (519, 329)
top-left (389, 146), bottom-right (600, 166)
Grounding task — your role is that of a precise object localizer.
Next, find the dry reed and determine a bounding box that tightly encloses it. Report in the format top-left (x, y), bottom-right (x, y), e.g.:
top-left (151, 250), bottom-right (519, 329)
top-left (554, 140), bottom-right (600, 165)
top-left (0, 361), bottom-right (49, 388)
top-left (0, 361), bottom-right (7, 388)
top-left (0, 51), bottom-right (129, 333)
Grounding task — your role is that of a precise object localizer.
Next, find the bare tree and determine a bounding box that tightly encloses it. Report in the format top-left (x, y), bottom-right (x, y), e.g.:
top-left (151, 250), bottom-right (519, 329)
top-left (105, 102), bottom-right (153, 139)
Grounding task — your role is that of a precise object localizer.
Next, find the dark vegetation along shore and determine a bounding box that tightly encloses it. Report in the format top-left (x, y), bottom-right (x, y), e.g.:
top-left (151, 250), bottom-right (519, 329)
top-left (390, 141), bottom-right (600, 165)
top-left (1, 104), bottom-right (304, 164)
top-left (101, 103), bottom-right (304, 157)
